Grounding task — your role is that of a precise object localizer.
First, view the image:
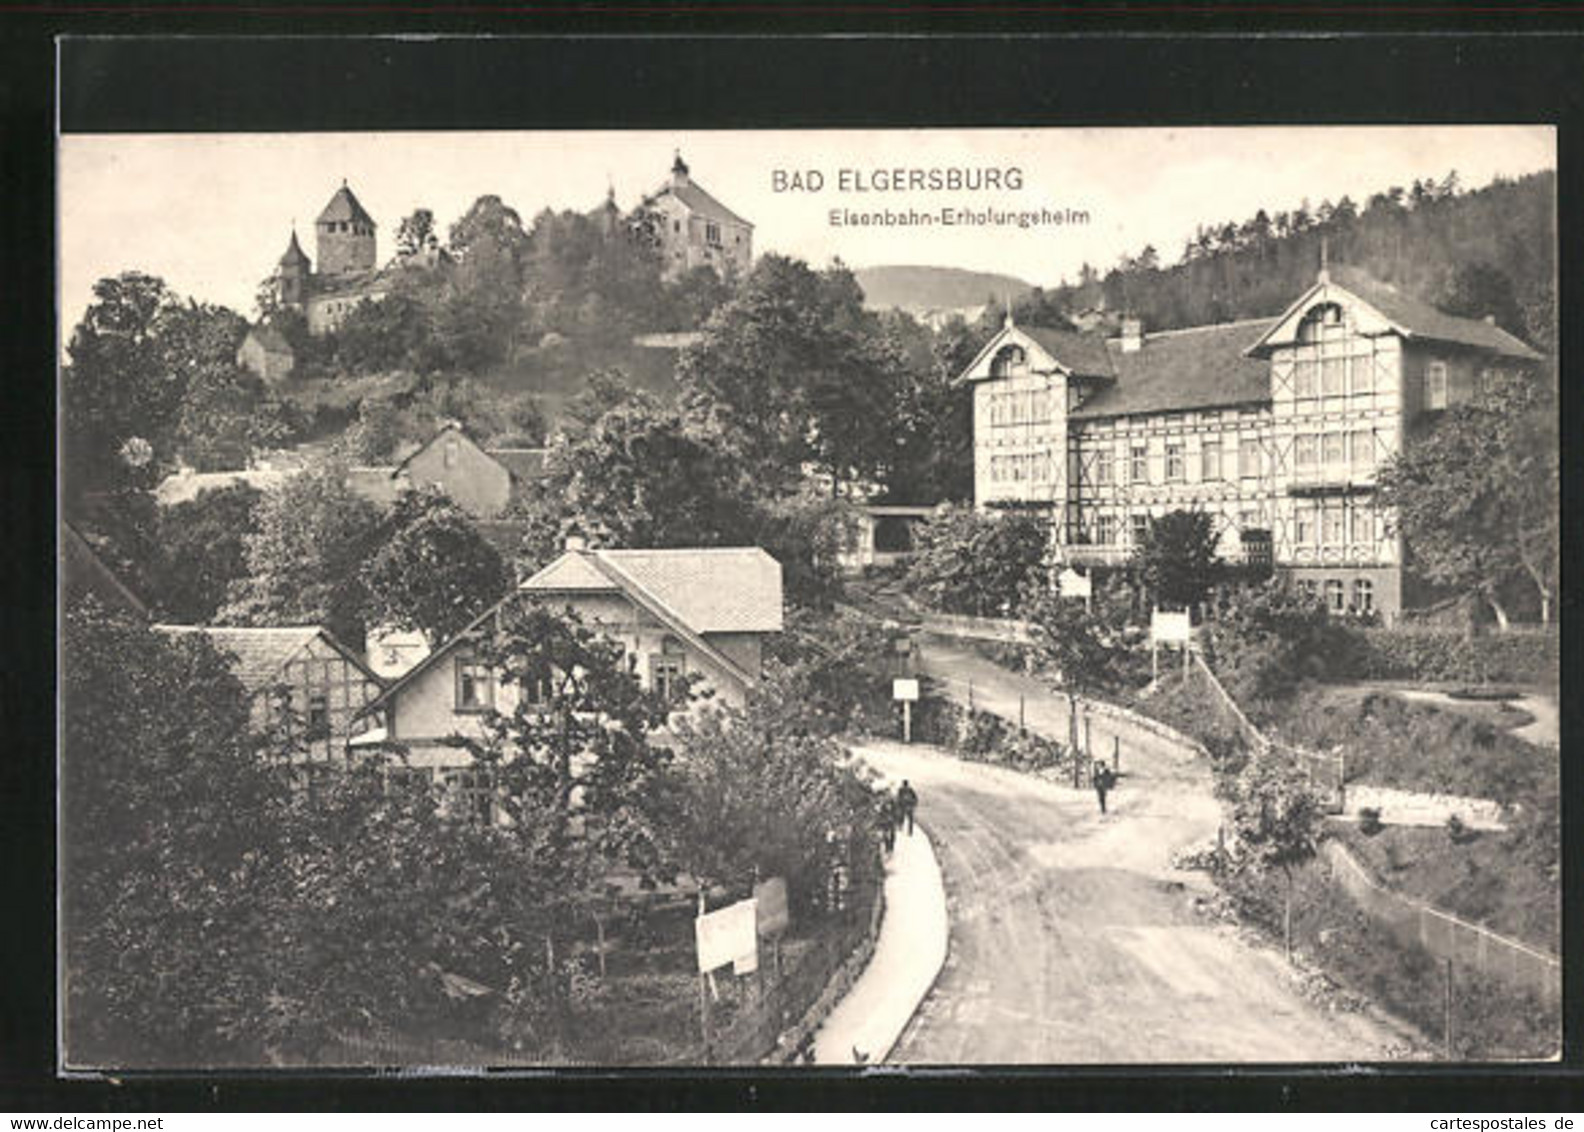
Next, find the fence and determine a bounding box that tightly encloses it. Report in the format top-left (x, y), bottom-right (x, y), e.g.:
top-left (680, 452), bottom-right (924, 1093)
top-left (915, 611), bottom-right (1036, 645)
top-left (1323, 840), bottom-right (1560, 1008)
top-left (1189, 651), bottom-right (1345, 812)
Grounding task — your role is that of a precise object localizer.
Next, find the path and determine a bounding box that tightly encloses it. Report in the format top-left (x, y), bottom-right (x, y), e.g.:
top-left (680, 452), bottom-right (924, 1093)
top-left (859, 635), bottom-right (1421, 1063)
top-left (811, 797), bottom-right (948, 1066)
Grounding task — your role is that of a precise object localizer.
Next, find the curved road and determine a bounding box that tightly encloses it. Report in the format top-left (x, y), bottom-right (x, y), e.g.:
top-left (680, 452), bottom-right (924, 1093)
top-left (859, 636), bottom-right (1423, 1064)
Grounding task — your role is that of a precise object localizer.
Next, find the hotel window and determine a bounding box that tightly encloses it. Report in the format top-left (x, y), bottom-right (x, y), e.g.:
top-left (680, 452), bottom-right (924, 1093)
top-left (1322, 355), bottom-right (1347, 397)
top-left (307, 692), bottom-right (329, 740)
top-left (455, 658), bottom-right (494, 712)
top-left (1093, 450), bottom-right (1114, 486)
top-left (1131, 513), bottom-right (1151, 547)
top-left (1296, 578), bottom-right (1319, 601)
top-left (1351, 505), bottom-right (1373, 545)
top-left (1293, 358), bottom-right (1318, 398)
top-left (1294, 503), bottom-right (1317, 546)
top-left (1294, 434), bottom-right (1318, 478)
top-left (1094, 513), bottom-right (1116, 546)
top-left (1165, 443), bottom-right (1185, 483)
top-left (1322, 432), bottom-right (1347, 477)
top-left (1353, 579), bottom-right (1374, 614)
top-left (1322, 502), bottom-right (1346, 547)
top-left (990, 345), bottom-right (1028, 379)
top-left (1350, 353), bottom-right (1375, 393)
top-left (1425, 360), bottom-right (1449, 410)
top-left (1324, 579), bottom-right (1346, 613)
top-left (1201, 441), bottom-right (1221, 482)
top-left (1351, 430), bottom-right (1376, 475)
top-left (1130, 444), bottom-right (1149, 485)
top-left (1239, 438), bottom-right (1260, 480)
top-left (1297, 302), bottom-right (1345, 343)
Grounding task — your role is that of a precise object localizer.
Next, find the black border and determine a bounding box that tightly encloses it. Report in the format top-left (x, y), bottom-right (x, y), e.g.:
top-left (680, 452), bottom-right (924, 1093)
top-left (8, 25), bottom-right (1584, 1111)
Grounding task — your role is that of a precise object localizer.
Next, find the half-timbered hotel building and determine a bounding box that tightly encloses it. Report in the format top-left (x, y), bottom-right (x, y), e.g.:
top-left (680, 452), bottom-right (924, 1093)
top-left (963, 264), bottom-right (1542, 622)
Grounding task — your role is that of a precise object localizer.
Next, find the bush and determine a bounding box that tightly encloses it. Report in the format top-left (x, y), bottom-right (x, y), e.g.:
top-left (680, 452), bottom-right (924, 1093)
top-left (904, 504), bottom-right (1049, 618)
top-left (912, 693), bottom-right (1072, 773)
top-left (1358, 807), bottom-right (1383, 836)
top-left (1343, 626), bottom-right (1558, 687)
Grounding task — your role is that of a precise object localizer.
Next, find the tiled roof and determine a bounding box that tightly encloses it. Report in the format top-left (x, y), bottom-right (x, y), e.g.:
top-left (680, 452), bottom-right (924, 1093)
top-left (1324, 265), bottom-right (1542, 360)
top-left (154, 625), bottom-right (324, 693)
top-left (346, 466), bottom-right (401, 509)
top-left (1021, 325), bottom-right (1114, 378)
top-left (485, 448), bottom-right (548, 482)
top-left (645, 180), bottom-right (753, 229)
top-left (1068, 319), bottom-right (1278, 420)
top-left (316, 184), bottom-right (376, 227)
top-left (520, 551), bottom-right (619, 594)
top-left (595, 548), bottom-right (784, 634)
top-left (278, 231), bottom-right (310, 268)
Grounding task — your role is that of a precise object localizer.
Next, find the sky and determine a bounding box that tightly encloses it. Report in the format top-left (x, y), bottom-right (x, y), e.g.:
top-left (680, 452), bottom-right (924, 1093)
top-left (59, 126), bottom-right (1554, 329)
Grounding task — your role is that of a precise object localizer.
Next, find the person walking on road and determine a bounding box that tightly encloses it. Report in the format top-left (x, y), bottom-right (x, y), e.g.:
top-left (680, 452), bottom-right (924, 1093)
top-left (896, 780), bottom-right (918, 836)
top-left (875, 792), bottom-right (897, 853)
top-left (1092, 763), bottom-right (1117, 815)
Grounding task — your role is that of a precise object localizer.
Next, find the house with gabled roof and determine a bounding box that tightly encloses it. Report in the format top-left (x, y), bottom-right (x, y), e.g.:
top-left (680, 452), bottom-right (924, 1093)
top-left (62, 521), bottom-right (150, 619)
top-left (387, 423), bottom-right (549, 520)
top-left (153, 625), bottom-right (386, 762)
top-left (354, 541), bottom-right (783, 781)
top-left (642, 152), bottom-right (753, 281)
top-left (963, 263), bottom-right (1543, 622)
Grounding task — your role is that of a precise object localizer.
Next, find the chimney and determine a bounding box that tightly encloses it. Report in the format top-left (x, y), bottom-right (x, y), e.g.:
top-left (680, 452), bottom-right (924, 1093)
top-left (1483, 314), bottom-right (1496, 325)
top-left (564, 532), bottom-right (588, 554)
top-left (671, 150), bottom-right (690, 189)
top-left (1120, 316), bottom-right (1144, 354)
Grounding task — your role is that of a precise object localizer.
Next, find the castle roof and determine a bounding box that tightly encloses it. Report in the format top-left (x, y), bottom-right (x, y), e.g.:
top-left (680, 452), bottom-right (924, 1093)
top-left (317, 183), bottom-right (376, 228)
top-left (643, 158), bottom-right (752, 229)
top-left (278, 230), bottom-right (310, 269)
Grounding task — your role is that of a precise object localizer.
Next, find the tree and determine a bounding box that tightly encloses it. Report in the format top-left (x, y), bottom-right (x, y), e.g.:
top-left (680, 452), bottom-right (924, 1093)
top-left (333, 293), bottom-right (438, 374)
top-left (1377, 370), bottom-right (1557, 628)
top-left (343, 396), bottom-right (405, 464)
top-left (61, 599), bottom-right (282, 1065)
top-left (1204, 577), bottom-right (1348, 712)
top-left (176, 362), bottom-right (291, 472)
top-left (360, 489), bottom-right (512, 647)
top-left (155, 482), bottom-right (265, 623)
top-left (1229, 754), bottom-right (1324, 963)
top-left (1437, 262), bottom-right (1528, 339)
top-left (396, 207), bottom-right (438, 257)
top-left (1132, 509), bottom-right (1223, 616)
top-left (905, 505), bottom-right (1049, 618)
top-left (665, 679), bottom-right (880, 915)
top-left (220, 459), bottom-right (384, 647)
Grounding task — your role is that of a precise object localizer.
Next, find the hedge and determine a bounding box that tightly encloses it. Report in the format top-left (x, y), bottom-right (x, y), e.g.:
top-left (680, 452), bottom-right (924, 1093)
top-left (911, 693), bottom-right (1075, 774)
top-left (1343, 627), bottom-right (1558, 686)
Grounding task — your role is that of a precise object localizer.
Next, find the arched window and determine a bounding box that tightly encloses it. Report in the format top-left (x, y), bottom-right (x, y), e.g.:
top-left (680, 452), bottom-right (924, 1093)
top-left (1296, 302), bottom-right (1347, 343)
top-left (990, 344), bottom-right (1028, 378)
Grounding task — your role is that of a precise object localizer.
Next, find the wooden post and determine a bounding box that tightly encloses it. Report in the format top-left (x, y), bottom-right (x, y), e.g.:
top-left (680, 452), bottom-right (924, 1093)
top-left (1113, 734), bottom-right (1120, 772)
top-left (697, 888), bottom-right (713, 1065)
top-left (968, 680), bottom-right (975, 712)
top-left (1084, 713), bottom-right (1092, 759)
top-left (595, 914), bottom-right (607, 979)
top-left (1070, 692), bottom-right (1081, 788)
top-left (1443, 957), bottom-right (1454, 1059)
top-left (903, 698), bottom-right (912, 744)
top-left (1019, 694), bottom-right (1025, 733)
top-left (1152, 644), bottom-right (1159, 683)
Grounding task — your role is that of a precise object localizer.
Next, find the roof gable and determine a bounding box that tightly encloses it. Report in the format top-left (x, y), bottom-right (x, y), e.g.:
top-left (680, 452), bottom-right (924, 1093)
top-left (317, 184), bottom-right (376, 227)
top-left (520, 552), bottom-right (620, 594)
top-left (154, 625), bottom-right (384, 693)
top-left (961, 323), bottom-right (1109, 383)
top-left (391, 422), bottom-right (497, 478)
top-left (644, 180), bottom-right (753, 229)
top-left (595, 548), bottom-right (784, 634)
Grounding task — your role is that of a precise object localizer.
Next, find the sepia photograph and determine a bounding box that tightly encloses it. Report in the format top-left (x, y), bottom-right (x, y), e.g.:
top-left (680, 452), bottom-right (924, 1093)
top-left (58, 122), bottom-right (1559, 1072)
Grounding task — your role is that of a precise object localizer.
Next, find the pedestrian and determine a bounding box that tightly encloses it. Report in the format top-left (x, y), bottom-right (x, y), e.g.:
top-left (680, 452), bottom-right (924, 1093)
top-left (896, 779), bottom-right (918, 836)
top-left (1093, 763), bottom-right (1116, 815)
top-left (875, 793), bottom-right (896, 853)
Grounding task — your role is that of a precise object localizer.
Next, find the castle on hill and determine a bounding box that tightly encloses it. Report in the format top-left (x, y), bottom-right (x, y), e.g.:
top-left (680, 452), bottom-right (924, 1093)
top-left (269, 181), bottom-right (393, 336)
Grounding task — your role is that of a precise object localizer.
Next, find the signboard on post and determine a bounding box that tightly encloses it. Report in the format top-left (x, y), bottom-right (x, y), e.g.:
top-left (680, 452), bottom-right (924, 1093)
top-left (1058, 568), bottom-right (1092, 600)
top-left (1150, 608), bottom-right (1192, 644)
top-left (894, 678), bottom-right (919, 744)
top-left (753, 877), bottom-right (790, 937)
top-left (695, 897), bottom-right (758, 974)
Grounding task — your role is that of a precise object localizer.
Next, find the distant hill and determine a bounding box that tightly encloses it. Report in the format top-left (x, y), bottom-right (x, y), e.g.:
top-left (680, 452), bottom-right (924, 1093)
top-left (854, 265), bottom-right (1035, 318)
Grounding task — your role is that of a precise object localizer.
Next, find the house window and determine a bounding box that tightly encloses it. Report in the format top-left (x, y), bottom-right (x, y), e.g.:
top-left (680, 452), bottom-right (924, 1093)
top-left (1351, 505), bottom-right (1373, 545)
top-left (1322, 502), bottom-right (1346, 547)
top-left (444, 767), bottom-right (495, 826)
top-left (1322, 356), bottom-right (1347, 396)
top-left (1425, 360), bottom-right (1449, 410)
top-left (1322, 432), bottom-right (1347, 477)
top-left (1130, 444), bottom-right (1149, 485)
top-left (651, 636), bottom-right (687, 701)
top-left (1093, 450), bottom-right (1114, 486)
top-left (1350, 354), bottom-right (1375, 393)
top-left (1324, 579), bottom-right (1346, 613)
top-left (673, 220), bottom-right (681, 233)
top-left (1165, 443), bottom-right (1185, 483)
top-left (307, 692), bottom-right (329, 740)
top-left (455, 658), bottom-right (494, 712)
top-left (1351, 430), bottom-right (1376, 475)
top-left (1294, 434), bottom-right (1318, 478)
top-left (1353, 578), bottom-right (1374, 614)
top-left (1296, 578), bottom-right (1319, 601)
top-left (705, 222), bottom-right (722, 246)
top-left (1200, 441), bottom-right (1221, 482)
top-left (1239, 438), bottom-right (1260, 480)
top-left (444, 437), bottom-right (461, 468)
top-left (1297, 302), bottom-right (1345, 343)
top-left (990, 345), bottom-right (1028, 379)
top-left (1094, 513), bottom-right (1116, 545)
top-left (1131, 513), bottom-right (1151, 547)
top-left (1294, 503), bottom-right (1316, 546)
top-left (1293, 358), bottom-right (1317, 398)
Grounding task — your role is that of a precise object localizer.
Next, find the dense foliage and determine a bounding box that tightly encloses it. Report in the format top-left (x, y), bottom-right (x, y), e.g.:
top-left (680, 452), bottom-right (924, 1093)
top-left (155, 482), bottom-right (265, 623)
top-left (904, 505), bottom-right (1049, 618)
top-left (1132, 509), bottom-right (1223, 615)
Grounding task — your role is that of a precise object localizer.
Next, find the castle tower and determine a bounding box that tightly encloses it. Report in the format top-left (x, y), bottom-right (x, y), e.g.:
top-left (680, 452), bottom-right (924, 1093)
top-left (276, 229), bottom-right (311, 308)
top-left (314, 180), bottom-right (377, 276)
top-left (671, 150), bottom-right (690, 189)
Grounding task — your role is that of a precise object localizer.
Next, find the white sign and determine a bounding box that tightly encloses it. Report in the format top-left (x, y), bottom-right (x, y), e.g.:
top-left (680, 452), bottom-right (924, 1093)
top-left (695, 897), bottom-right (757, 974)
top-left (1058, 568), bottom-right (1092, 599)
top-left (1151, 609), bottom-right (1193, 645)
top-left (893, 678), bottom-right (920, 702)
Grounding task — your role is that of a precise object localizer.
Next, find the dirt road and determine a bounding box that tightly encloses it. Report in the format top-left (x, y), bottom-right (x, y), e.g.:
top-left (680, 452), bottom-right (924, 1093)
top-left (860, 635), bottom-right (1421, 1063)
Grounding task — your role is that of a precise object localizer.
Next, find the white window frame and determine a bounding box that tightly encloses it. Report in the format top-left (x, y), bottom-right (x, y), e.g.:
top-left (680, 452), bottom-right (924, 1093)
top-left (1426, 359), bottom-right (1449, 410)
